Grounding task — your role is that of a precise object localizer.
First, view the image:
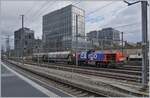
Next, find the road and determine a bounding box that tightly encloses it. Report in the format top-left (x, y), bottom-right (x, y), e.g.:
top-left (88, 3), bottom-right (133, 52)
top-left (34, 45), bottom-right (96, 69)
top-left (1, 62), bottom-right (71, 97)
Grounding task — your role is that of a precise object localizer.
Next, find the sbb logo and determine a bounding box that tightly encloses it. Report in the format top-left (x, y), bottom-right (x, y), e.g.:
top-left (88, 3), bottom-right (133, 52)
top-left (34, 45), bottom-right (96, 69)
top-left (80, 52), bottom-right (87, 59)
top-left (88, 53), bottom-right (97, 60)
top-left (93, 54), bottom-right (97, 59)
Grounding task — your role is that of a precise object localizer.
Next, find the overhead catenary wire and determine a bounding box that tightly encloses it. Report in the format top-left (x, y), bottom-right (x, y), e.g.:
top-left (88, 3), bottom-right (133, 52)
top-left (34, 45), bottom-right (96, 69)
top-left (27, 1), bottom-right (52, 20)
top-left (96, 21), bottom-right (141, 30)
top-left (26, 1), bottom-right (142, 36)
top-left (25, 1), bottom-right (51, 27)
top-left (123, 30), bottom-right (141, 34)
top-left (25, 1), bottom-right (142, 40)
top-left (24, 1), bottom-right (38, 16)
top-left (32, 0), bottom-right (80, 20)
top-left (86, 2), bottom-right (129, 23)
top-left (85, 1), bottom-right (114, 17)
top-left (41, 1), bottom-right (140, 37)
top-left (28, 0), bottom-right (81, 28)
top-left (26, 1), bottom-right (116, 28)
top-left (27, 1), bottom-right (57, 27)
top-left (73, 1), bottom-right (81, 5)
top-left (91, 2), bottom-right (141, 32)
top-left (109, 22), bottom-right (141, 29)
top-left (85, 1), bottom-right (121, 22)
top-left (31, 1), bottom-right (51, 15)
top-left (31, 1), bottom-right (57, 20)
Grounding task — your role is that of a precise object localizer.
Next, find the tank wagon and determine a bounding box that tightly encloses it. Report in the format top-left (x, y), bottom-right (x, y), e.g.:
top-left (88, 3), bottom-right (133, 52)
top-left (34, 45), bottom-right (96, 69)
top-left (32, 51), bottom-right (76, 64)
top-left (47, 51), bottom-right (76, 64)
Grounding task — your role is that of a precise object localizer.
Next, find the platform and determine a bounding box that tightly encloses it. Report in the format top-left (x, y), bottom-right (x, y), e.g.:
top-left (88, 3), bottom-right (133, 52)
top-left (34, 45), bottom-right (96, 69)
top-left (1, 63), bottom-right (57, 97)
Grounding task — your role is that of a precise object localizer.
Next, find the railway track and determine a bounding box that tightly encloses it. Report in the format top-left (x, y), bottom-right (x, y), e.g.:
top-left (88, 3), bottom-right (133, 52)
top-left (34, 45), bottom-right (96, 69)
top-left (30, 61), bottom-right (142, 72)
top-left (16, 60), bottom-right (144, 83)
top-left (26, 61), bottom-right (141, 72)
top-left (3, 60), bottom-right (105, 97)
top-left (12, 59), bottom-right (144, 71)
top-left (3, 59), bottom-right (149, 97)
top-left (9, 59), bottom-right (149, 83)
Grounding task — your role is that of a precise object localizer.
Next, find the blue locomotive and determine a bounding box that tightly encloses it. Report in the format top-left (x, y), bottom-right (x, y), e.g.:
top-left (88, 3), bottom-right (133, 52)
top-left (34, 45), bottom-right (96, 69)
top-left (78, 50), bottom-right (125, 67)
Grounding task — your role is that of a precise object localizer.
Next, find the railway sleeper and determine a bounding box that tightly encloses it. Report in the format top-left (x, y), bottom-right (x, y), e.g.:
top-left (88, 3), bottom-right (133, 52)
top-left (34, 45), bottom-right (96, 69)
top-left (77, 93), bottom-right (89, 97)
top-left (4, 60), bottom-right (127, 97)
top-left (4, 60), bottom-right (149, 97)
top-left (26, 61), bottom-right (142, 75)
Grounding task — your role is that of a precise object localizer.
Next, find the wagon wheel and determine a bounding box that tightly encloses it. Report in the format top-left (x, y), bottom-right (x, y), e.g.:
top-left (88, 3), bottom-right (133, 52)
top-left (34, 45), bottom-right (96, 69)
top-left (108, 60), bottom-right (116, 68)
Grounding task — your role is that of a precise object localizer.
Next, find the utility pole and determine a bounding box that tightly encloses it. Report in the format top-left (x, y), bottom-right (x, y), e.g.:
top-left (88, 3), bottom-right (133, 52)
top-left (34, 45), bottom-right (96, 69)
top-left (85, 36), bottom-right (88, 51)
top-left (21, 15), bottom-right (24, 29)
top-left (20, 15), bottom-right (24, 65)
top-left (96, 31), bottom-right (99, 49)
top-left (6, 35), bottom-right (10, 58)
top-left (141, 1), bottom-right (148, 88)
top-left (1, 45), bottom-right (5, 60)
top-left (124, 0), bottom-right (149, 88)
top-left (121, 32), bottom-right (124, 54)
top-left (75, 15), bottom-right (78, 66)
top-left (37, 38), bottom-right (40, 65)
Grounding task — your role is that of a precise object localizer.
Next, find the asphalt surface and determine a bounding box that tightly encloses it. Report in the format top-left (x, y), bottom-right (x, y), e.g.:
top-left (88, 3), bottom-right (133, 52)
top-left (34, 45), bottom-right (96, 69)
top-left (1, 61), bottom-right (72, 97)
top-left (1, 64), bottom-right (48, 97)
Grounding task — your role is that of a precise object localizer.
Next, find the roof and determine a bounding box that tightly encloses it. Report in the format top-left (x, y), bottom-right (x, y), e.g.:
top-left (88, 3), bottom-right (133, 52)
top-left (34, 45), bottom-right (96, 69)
top-left (43, 4), bottom-right (84, 17)
top-left (14, 27), bottom-right (34, 34)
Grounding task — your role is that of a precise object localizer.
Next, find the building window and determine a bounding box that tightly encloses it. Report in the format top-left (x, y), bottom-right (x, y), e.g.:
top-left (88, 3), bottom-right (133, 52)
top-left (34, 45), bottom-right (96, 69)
top-left (25, 41), bottom-right (28, 45)
top-left (29, 35), bottom-right (31, 39)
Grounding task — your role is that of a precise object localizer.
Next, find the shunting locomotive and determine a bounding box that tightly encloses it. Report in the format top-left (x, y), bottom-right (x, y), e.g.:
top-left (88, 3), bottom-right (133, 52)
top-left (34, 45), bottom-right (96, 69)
top-left (78, 50), bottom-right (125, 67)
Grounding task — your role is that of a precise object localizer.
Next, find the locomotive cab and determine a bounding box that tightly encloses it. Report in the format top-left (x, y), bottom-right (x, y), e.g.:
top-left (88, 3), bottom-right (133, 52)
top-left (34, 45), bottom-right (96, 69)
top-left (104, 51), bottom-right (125, 67)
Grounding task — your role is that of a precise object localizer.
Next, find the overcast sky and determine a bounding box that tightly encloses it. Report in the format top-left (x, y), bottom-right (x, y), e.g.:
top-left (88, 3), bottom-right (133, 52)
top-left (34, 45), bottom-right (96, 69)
top-left (0, 0), bottom-right (150, 49)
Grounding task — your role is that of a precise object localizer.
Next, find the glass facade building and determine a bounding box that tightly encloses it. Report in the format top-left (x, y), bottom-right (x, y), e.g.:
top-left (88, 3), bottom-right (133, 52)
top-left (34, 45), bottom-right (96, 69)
top-left (87, 28), bottom-right (120, 49)
top-left (42, 5), bottom-right (85, 52)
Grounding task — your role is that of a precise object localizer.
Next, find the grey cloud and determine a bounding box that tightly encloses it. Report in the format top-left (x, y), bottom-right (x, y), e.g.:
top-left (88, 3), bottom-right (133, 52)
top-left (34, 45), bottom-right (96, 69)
top-left (1, 0), bottom-right (149, 50)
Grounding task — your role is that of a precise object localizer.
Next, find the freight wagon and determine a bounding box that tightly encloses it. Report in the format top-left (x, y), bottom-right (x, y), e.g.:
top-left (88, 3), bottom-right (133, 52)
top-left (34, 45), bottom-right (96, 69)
top-left (32, 51), bottom-right (76, 64)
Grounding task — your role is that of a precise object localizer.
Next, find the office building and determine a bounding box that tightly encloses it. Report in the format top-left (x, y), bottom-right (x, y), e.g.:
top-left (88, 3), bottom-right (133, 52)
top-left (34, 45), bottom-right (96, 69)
top-left (42, 5), bottom-right (85, 52)
top-left (87, 28), bottom-right (120, 49)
